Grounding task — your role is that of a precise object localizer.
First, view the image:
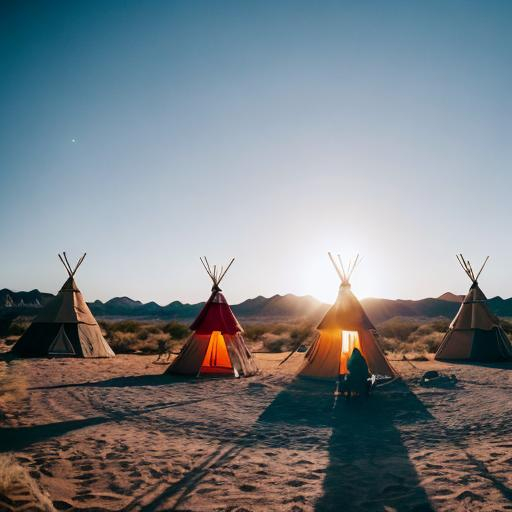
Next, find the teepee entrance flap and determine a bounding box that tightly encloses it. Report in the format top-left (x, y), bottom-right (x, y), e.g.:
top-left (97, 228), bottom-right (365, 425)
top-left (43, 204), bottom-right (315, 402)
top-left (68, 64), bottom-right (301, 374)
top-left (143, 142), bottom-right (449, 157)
top-left (48, 325), bottom-right (76, 355)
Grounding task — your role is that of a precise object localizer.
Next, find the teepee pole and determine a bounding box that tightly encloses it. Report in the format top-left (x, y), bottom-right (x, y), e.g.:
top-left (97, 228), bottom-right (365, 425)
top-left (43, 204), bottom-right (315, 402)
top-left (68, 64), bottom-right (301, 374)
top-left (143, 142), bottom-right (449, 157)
top-left (200, 257), bottom-right (212, 279)
top-left (467, 260), bottom-right (476, 281)
top-left (348, 253), bottom-right (360, 281)
top-left (62, 252), bottom-right (74, 276)
top-left (73, 253), bottom-right (87, 275)
top-left (328, 252), bottom-right (344, 281)
top-left (204, 257), bottom-right (215, 283)
top-left (456, 254), bottom-right (472, 281)
top-left (58, 254), bottom-right (72, 277)
top-left (218, 258), bottom-right (235, 284)
top-left (474, 256), bottom-right (490, 282)
top-left (337, 254), bottom-right (347, 281)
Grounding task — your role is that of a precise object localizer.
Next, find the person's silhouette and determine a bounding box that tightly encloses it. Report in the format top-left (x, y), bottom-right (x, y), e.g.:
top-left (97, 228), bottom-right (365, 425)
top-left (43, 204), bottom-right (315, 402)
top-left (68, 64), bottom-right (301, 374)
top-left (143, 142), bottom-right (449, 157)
top-left (346, 348), bottom-right (370, 397)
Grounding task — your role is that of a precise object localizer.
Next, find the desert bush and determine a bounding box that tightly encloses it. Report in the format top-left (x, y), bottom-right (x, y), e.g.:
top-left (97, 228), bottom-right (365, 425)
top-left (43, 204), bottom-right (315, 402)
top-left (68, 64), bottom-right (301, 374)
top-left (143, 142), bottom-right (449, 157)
top-left (377, 318), bottom-right (449, 354)
top-left (244, 324), bottom-right (267, 342)
top-left (108, 331), bottom-right (139, 353)
top-left (0, 454), bottom-right (56, 511)
top-left (106, 320), bottom-right (140, 333)
top-left (270, 324), bottom-right (288, 336)
top-left (0, 363), bottom-right (27, 408)
top-left (162, 321), bottom-right (189, 340)
top-left (262, 335), bottom-right (291, 353)
top-left (501, 318), bottom-right (512, 335)
top-left (7, 320), bottom-right (29, 336)
top-left (409, 332), bottom-right (445, 353)
top-left (378, 319), bottom-right (420, 342)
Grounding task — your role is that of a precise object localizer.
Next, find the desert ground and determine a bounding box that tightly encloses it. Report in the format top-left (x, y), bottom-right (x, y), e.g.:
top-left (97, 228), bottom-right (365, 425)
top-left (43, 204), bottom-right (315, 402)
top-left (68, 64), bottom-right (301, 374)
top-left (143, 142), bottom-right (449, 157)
top-left (1, 351), bottom-right (512, 512)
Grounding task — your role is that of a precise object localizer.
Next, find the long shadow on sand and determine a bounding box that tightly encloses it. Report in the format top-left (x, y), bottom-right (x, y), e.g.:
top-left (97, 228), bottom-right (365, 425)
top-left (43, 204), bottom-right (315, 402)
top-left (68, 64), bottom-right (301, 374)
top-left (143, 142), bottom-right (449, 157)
top-left (1, 378), bottom-right (234, 453)
top-left (28, 373), bottom-right (194, 391)
top-left (259, 378), bottom-right (434, 512)
top-left (0, 416), bottom-right (109, 452)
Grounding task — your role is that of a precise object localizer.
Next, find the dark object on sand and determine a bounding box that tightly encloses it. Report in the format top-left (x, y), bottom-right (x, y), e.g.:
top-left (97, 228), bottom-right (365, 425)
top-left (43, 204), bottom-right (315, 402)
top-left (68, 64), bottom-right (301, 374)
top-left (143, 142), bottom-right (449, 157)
top-left (420, 370), bottom-right (458, 387)
top-left (296, 344), bottom-right (307, 353)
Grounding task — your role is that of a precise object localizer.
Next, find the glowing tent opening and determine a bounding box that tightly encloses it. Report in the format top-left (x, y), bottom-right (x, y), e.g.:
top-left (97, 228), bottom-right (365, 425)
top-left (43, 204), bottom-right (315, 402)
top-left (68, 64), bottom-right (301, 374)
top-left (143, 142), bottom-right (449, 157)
top-left (339, 330), bottom-right (360, 374)
top-left (200, 331), bottom-right (233, 375)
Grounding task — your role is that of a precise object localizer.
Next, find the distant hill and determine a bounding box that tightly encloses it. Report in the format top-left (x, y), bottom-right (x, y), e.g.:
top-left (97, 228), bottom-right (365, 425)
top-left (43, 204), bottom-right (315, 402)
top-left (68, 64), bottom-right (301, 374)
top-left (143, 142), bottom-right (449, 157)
top-left (2, 287), bottom-right (512, 325)
top-left (437, 292), bottom-right (464, 302)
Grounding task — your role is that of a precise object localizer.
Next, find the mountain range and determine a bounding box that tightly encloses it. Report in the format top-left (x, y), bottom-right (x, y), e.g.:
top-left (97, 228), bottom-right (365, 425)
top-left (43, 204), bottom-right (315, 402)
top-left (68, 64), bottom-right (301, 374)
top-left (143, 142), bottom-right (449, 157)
top-left (3, 287), bottom-right (512, 325)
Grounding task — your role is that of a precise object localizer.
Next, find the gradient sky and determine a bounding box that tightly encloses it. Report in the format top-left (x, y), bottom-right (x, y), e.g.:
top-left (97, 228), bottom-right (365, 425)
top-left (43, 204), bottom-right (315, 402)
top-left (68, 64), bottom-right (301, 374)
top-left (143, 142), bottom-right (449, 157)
top-left (1, 0), bottom-right (511, 305)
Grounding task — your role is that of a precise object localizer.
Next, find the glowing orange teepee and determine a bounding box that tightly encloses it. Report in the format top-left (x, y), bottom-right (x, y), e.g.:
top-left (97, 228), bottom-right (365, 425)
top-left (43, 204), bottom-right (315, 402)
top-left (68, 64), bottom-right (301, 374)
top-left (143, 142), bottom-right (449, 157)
top-left (166, 257), bottom-right (258, 377)
top-left (298, 253), bottom-right (397, 380)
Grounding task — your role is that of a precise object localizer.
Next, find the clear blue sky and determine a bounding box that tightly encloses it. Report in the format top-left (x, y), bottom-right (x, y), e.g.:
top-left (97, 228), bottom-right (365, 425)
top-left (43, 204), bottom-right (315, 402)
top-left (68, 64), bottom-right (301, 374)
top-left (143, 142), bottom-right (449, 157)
top-left (1, 0), bottom-right (511, 304)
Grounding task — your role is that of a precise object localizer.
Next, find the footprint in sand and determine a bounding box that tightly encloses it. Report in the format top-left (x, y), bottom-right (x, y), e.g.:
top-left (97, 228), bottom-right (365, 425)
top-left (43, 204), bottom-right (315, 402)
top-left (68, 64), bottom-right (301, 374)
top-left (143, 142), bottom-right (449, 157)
top-left (300, 473), bottom-right (320, 481)
top-left (294, 459), bottom-right (313, 466)
top-left (425, 463), bottom-right (443, 469)
top-left (239, 484), bottom-right (258, 492)
top-left (75, 472), bottom-right (95, 481)
top-left (74, 494), bottom-right (96, 502)
top-left (287, 480), bottom-right (306, 488)
top-left (197, 487), bottom-right (217, 495)
top-left (53, 500), bottom-right (73, 510)
top-left (456, 490), bottom-right (485, 502)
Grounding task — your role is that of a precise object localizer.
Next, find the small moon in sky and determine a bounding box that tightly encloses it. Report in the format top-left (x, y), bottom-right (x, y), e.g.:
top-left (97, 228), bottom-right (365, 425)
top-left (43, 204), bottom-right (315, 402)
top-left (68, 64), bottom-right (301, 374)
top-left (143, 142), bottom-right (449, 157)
top-left (71, 138), bottom-right (77, 143)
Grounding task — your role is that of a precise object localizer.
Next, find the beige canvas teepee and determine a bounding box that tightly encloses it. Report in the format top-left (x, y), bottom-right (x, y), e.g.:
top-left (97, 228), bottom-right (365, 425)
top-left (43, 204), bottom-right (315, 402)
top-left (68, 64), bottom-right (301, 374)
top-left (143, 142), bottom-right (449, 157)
top-left (166, 257), bottom-right (258, 377)
top-left (12, 253), bottom-right (114, 358)
top-left (299, 253), bottom-right (396, 380)
top-left (435, 255), bottom-right (512, 362)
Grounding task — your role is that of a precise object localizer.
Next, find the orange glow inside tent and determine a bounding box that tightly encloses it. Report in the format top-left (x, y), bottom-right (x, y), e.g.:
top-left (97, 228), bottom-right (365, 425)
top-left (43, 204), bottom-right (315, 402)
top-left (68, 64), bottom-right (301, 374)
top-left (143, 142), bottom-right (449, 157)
top-left (200, 331), bottom-right (233, 375)
top-left (339, 330), bottom-right (361, 374)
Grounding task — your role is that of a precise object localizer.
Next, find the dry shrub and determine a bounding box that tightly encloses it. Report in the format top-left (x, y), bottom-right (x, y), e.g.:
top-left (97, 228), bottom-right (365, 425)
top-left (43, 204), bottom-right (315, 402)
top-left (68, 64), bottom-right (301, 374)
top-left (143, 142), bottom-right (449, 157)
top-left (100, 320), bottom-right (189, 354)
top-left (0, 454), bottom-right (56, 511)
top-left (409, 331), bottom-right (445, 353)
top-left (501, 318), bottom-right (512, 335)
top-left (262, 334), bottom-right (291, 353)
top-left (378, 319), bottom-right (420, 342)
top-left (108, 331), bottom-right (138, 353)
top-left (244, 325), bottom-right (267, 342)
top-left (7, 320), bottom-right (30, 337)
top-left (0, 364), bottom-right (27, 409)
top-left (377, 318), bottom-right (448, 354)
top-left (162, 321), bottom-right (189, 340)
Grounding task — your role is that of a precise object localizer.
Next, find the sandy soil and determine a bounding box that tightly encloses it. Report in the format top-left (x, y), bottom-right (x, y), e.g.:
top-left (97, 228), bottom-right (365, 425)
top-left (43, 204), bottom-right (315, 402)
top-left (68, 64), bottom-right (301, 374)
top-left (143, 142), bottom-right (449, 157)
top-left (1, 351), bottom-right (511, 511)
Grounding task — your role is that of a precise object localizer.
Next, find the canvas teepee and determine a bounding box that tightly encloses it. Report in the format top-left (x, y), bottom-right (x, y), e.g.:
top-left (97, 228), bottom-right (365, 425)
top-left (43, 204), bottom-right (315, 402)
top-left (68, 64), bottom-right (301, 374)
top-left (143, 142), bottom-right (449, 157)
top-left (435, 255), bottom-right (512, 362)
top-left (299, 253), bottom-right (396, 380)
top-left (12, 253), bottom-right (115, 358)
top-left (166, 257), bottom-right (258, 377)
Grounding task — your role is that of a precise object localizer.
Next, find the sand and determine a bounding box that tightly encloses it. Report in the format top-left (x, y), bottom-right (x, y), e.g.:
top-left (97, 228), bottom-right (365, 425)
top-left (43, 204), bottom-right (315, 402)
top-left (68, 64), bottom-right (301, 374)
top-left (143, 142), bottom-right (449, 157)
top-left (0, 351), bottom-right (511, 511)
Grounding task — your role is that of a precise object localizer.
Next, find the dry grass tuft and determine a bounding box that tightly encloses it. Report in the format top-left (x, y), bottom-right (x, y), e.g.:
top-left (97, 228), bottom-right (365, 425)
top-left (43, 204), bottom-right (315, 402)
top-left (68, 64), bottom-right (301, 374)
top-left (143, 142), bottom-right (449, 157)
top-left (0, 364), bottom-right (27, 410)
top-left (0, 455), bottom-right (56, 511)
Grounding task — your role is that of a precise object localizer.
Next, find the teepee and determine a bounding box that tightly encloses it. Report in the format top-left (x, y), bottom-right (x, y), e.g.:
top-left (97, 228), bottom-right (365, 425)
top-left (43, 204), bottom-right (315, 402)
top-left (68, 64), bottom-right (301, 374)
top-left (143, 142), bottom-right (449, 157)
top-left (12, 253), bottom-right (114, 358)
top-left (299, 253), bottom-right (396, 379)
top-left (435, 255), bottom-right (512, 362)
top-left (166, 257), bottom-right (258, 377)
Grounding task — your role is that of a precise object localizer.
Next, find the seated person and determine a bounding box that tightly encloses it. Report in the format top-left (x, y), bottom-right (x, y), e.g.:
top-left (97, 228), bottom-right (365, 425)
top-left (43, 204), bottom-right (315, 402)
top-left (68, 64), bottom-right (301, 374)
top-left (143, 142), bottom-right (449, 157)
top-left (345, 348), bottom-right (371, 397)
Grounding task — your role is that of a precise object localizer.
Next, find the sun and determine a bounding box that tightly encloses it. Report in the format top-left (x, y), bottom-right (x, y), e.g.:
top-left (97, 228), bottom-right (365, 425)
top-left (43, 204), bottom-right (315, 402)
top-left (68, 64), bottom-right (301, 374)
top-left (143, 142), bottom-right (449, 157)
top-left (297, 250), bottom-right (382, 302)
